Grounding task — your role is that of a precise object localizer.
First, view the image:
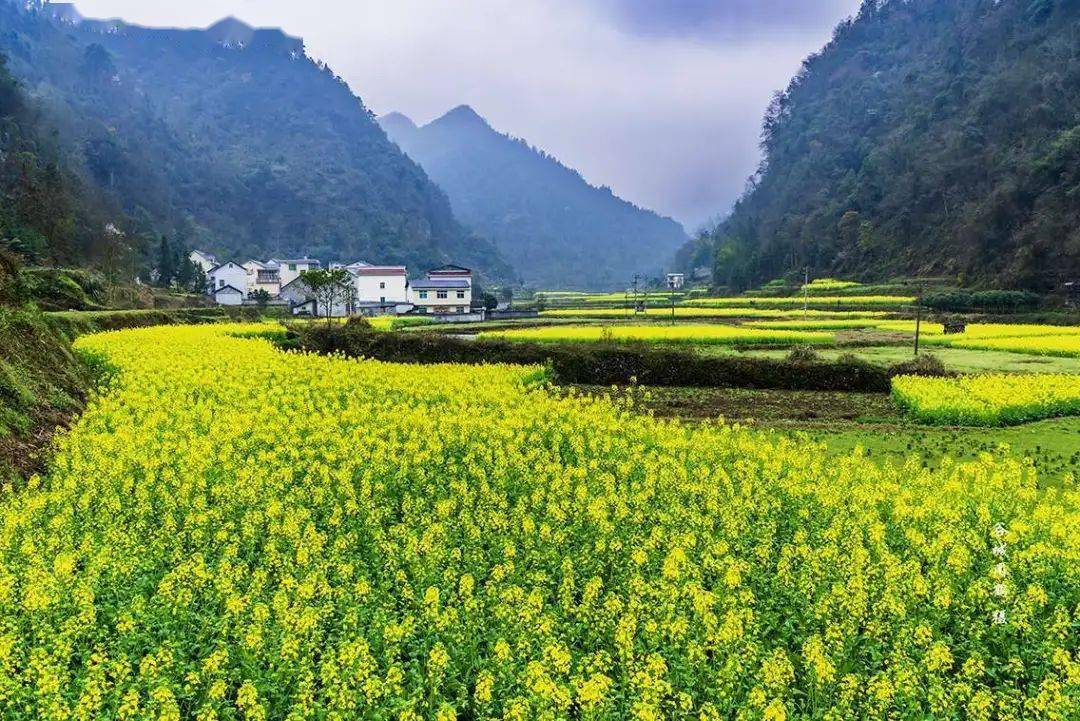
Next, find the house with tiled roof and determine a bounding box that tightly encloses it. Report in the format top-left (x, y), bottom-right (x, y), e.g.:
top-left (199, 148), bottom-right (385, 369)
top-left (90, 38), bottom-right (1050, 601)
top-left (410, 266), bottom-right (473, 315)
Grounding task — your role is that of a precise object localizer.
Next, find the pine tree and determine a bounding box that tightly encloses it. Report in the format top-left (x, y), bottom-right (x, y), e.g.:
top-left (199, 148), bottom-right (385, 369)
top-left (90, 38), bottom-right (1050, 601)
top-left (156, 235), bottom-right (176, 287)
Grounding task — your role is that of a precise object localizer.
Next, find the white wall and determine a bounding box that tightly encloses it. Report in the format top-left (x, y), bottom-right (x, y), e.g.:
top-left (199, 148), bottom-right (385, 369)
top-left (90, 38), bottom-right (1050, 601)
top-left (355, 273), bottom-right (408, 303)
top-left (208, 263), bottom-right (248, 296)
top-left (278, 261), bottom-right (317, 288)
top-left (214, 288), bottom-right (243, 306)
top-left (412, 285), bottom-right (472, 314)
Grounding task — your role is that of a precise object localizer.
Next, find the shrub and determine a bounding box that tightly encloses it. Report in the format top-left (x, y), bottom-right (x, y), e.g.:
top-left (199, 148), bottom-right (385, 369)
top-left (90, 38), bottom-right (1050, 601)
top-left (785, 345), bottom-right (822, 364)
top-left (887, 353), bottom-right (950, 377)
top-left (923, 289), bottom-right (1041, 312)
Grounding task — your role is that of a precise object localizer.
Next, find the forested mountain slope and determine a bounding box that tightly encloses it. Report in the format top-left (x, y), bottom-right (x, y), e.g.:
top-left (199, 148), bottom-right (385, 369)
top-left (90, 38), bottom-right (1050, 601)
top-left (381, 106), bottom-right (687, 290)
top-left (0, 2), bottom-right (512, 281)
top-left (707, 0), bottom-right (1080, 291)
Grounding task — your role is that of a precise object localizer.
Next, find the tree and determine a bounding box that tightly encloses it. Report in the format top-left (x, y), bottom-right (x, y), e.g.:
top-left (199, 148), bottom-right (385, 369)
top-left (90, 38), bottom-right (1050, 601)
top-left (191, 264), bottom-right (208, 294)
top-left (174, 245), bottom-right (195, 291)
top-left (478, 292), bottom-right (498, 311)
top-left (156, 236), bottom-right (177, 287)
top-left (498, 286), bottom-right (513, 305)
top-left (250, 288), bottom-right (271, 309)
top-left (300, 268), bottom-right (355, 325)
top-left (80, 44), bottom-right (116, 88)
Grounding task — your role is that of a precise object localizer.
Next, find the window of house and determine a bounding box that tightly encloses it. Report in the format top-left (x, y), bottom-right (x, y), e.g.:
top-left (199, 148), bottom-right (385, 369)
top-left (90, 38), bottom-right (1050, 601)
top-left (418, 290), bottom-right (428, 299)
top-left (379, 282), bottom-right (386, 289)
top-left (288, 263), bottom-right (297, 271)
top-left (219, 279), bottom-right (225, 288)
top-left (456, 290), bottom-right (465, 299)
top-left (380, 296), bottom-right (385, 304)
top-left (437, 290), bottom-right (448, 299)
top-left (458, 307), bottom-right (465, 314)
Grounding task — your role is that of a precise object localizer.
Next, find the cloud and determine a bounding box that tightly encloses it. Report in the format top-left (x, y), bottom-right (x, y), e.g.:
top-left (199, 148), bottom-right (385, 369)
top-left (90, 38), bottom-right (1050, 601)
top-left (74, 0), bottom-right (860, 230)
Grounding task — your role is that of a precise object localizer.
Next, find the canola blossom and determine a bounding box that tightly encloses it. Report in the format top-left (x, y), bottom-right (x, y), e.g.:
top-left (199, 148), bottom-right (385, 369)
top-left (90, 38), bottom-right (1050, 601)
top-left (923, 324), bottom-right (1080, 341)
top-left (478, 324), bottom-right (835, 346)
top-left (540, 308), bottom-right (891, 320)
top-left (367, 316), bottom-right (439, 331)
top-left (744, 319), bottom-right (945, 334)
top-left (682, 295), bottom-right (915, 309)
top-left (892, 372), bottom-right (1080, 425)
top-left (801, 279), bottom-right (863, 292)
top-left (926, 331), bottom-right (1080, 358)
top-left (0, 325), bottom-right (1077, 720)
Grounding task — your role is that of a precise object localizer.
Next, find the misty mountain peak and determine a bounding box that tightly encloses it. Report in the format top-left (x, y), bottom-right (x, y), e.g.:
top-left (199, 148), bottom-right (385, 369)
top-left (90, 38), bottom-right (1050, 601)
top-left (434, 105), bottom-right (491, 130)
top-left (378, 112), bottom-right (418, 140)
top-left (207, 16), bottom-right (256, 46)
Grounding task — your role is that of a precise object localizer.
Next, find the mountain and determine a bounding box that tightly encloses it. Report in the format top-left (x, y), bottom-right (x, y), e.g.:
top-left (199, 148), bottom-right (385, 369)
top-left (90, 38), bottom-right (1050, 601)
top-left (381, 106), bottom-right (687, 290)
top-left (0, 2), bottom-right (513, 282)
top-left (703, 0), bottom-right (1080, 292)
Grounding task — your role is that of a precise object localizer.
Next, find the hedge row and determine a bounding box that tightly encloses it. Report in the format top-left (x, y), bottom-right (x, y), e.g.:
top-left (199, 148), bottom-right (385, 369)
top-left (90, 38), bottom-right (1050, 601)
top-left (46, 306), bottom-right (261, 339)
top-left (923, 289), bottom-right (1041, 312)
top-left (288, 323), bottom-right (894, 392)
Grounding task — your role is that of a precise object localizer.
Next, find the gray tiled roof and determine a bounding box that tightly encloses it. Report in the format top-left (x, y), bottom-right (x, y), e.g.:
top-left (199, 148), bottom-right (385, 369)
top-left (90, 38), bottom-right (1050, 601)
top-left (411, 278), bottom-right (470, 289)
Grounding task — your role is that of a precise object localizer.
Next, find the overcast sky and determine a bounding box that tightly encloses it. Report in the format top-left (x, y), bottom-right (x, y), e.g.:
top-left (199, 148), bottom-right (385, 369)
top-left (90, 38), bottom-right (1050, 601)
top-left (76, 0), bottom-right (861, 231)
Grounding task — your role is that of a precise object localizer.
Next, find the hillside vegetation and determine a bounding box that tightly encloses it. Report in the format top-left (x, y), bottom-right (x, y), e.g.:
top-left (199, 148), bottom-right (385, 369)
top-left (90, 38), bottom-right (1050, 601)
top-left (0, 2), bottom-right (511, 281)
top-left (382, 106), bottom-right (686, 289)
top-left (703, 0), bottom-right (1080, 291)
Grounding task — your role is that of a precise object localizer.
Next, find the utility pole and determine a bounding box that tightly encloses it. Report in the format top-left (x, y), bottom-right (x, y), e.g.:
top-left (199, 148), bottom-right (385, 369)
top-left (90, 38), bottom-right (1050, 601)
top-left (632, 273), bottom-right (641, 315)
top-left (803, 267), bottom-right (809, 320)
top-left (668, 276), bottom-right (677, 325)
top-left (914, 284), bottom-right (924, 356)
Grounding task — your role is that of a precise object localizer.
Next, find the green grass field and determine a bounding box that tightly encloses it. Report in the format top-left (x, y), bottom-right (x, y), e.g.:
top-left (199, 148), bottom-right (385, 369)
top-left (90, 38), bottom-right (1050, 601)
top-left (806, 418), bottom-right (1080, 490)
top-left (736, 345), bottom-right (1080, 373)
top-left (590, 384), bottom-right (1080, 489)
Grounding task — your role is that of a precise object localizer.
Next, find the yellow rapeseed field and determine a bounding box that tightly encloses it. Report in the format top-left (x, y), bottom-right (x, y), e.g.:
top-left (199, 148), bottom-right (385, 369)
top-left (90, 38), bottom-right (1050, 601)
top-left (479, 324), bottom-right (836, 345)
top-left (540, 308), bottom-right (891, 320)
top-left (0, 324), bottom-right (1076, 719)
top-left (892, 372), bottom-right (1080, 426)
top-left (924, 325), bottom-right (1080, 357)
top-left (682, 295), bottom-right (915, 308)
top-left (745, 319), bottom-right (946, 334)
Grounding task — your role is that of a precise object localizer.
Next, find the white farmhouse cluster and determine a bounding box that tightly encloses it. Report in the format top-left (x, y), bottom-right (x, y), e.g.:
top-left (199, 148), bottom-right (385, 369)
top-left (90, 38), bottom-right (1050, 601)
top-left (189, 250), bottom-right (476, 318)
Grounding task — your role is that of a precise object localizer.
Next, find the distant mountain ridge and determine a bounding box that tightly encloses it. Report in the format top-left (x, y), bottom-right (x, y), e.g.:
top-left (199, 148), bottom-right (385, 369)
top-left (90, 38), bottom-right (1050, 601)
top-left (381, 106), bottom-right (687, 290)
top-left (0, 2), bottom-right (513, 281)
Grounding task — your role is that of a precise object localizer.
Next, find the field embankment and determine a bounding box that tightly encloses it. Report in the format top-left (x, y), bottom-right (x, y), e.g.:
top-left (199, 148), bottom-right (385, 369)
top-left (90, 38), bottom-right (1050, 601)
top-left (0, 309), bottom-right (93, 482)
top-left (0, 306), bottom-right (263, 482)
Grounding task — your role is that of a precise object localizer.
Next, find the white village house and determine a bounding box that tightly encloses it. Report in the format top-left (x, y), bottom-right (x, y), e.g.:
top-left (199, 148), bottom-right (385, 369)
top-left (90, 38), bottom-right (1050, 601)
top-left (212, 284), bottom-right (245, 306)
top-left (193, 251), bottom-right (483, 320)
top-left (243, 260), bottom-right (282, 296)
top-left (276, 258), bottom-right (321, 287)
top-left (189, 249), bottom-right (219, 274)
top-left (278, 275), bottom-right (356, 317)
top-left (410, 265), bottom-right (473, 315)
top-left (206, 261), bottom-right (248, 296)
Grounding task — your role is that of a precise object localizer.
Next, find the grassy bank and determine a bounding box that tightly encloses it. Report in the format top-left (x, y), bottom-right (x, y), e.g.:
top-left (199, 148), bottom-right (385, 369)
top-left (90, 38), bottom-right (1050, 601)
top-left (0, 309), bottom-right (93, 482)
